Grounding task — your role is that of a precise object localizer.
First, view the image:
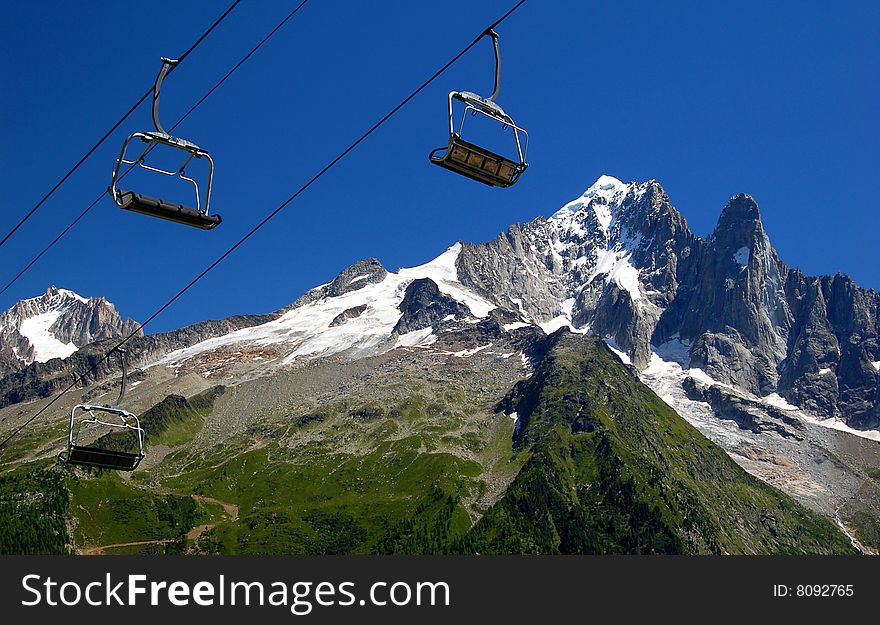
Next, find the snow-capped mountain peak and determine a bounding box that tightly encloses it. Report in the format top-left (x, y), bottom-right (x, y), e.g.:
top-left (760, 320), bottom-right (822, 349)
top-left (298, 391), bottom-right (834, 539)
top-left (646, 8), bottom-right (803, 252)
top-left (156, 243), bottom-right (496, 370)
top-left (551, 174), bottom-right (631, 223)
top-left (581, 174), bottom-right (628, 201)
top-left (19, 285), bottom-right (88, 312)
top-left (0, 286), bottom-right (141, 374)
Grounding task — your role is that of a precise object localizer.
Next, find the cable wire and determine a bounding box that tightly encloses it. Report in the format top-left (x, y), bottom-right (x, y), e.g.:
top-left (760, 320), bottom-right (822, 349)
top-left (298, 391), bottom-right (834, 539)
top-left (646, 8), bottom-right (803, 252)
top-left (0, 0), bottom-right (528, 455)
top-left (0, 0), bottom-right (311, 299)
top-left (0, 0), bottom-right (242, 252)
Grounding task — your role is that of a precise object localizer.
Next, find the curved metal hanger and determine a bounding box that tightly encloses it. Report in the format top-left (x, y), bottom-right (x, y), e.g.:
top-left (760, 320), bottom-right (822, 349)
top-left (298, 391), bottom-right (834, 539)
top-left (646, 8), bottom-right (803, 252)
top-left (152, 57), bottom-right (180, 136)
top-left (111, 347), bottom-right (128, 408)
top-left (485, 29), bottom-right (501, 103)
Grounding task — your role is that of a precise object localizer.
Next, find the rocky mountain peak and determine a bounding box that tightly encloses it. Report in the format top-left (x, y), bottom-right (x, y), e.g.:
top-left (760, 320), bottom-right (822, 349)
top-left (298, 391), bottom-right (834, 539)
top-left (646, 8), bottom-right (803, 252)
top-left (326, 258), bottom-right (388, 297)
top-left (549, 178), bottom-right (685, 257)
top-left (454, 177), bottom-right (876, 429)
top-left (720, 192), bottom-right (761, 222)
top-left (392, 278), bottom-right (471, 335)
top-left (0, 286), bottom-right (141, 376)
top-left (11, 285), bottom-right (84, 317)
top-left (671, 193), bottom-right (792, 394)
top-left (711, 193), bottom-right (765, 256)
top-left (285, 257), bottom-right (389, 312)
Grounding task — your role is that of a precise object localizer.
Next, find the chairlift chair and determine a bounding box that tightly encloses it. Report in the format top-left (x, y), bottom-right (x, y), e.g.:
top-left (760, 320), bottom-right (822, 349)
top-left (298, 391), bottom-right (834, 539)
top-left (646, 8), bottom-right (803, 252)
top-left (109, 58), bottom-right (221, 230)
top-left (430, 30), bottom-right (528, 187)
top-left (58, 349), bottom-right (145, 471)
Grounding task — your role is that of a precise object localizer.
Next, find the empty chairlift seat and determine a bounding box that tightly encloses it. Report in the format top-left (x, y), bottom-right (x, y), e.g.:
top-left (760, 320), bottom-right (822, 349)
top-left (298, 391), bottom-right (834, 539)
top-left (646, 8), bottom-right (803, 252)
top-left (58, 349), bottom-right (145, 472)
top-left (66, 444), bottom-right (144, 471)
top-left (430, 135), bottom-right (523, 188)
top-left (116, 188), bottom-right (221, 230)
top-left (429, 30), bottom-right (528, 188)
top-left (59, 403), bottom-right (146, 472)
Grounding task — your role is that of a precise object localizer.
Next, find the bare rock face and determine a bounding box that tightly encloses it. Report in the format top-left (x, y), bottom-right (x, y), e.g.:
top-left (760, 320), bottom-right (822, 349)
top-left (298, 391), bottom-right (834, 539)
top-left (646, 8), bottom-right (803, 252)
top-left (672, 195), bottom-right (792, 395)
top-left (780, 272), bottom-right (880, 428)
top-left (588, 282), bottom-right (660, 369)
top-left (456, 221), bottom-right (567, 324)
top-left (330, 305), bottom-right (368, 327)
top-left (452, 176), bottom-right (878, 431)
top-left (51, 302), bottom-right (141, 347)
top-left (325, 258), bottom-right (388, 297)
top-left (392, 278), bottom-right (471, 335)
top-left (284, 258), bottom-right (389, 313)
top-left (649, 192), bottom-right (878, 429)
top-left (0, 286), bottom-right (142, 376)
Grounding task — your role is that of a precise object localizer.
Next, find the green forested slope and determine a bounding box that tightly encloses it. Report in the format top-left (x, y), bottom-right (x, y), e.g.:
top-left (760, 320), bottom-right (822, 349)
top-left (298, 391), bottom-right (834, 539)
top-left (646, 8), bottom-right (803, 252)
top-left (460, 333), bottom-right (856, 554)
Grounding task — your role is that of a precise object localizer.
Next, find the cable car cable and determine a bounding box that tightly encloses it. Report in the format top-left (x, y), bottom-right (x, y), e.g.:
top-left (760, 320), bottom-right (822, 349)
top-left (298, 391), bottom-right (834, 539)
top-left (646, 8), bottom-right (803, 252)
top-left (0, 0), bottom-right (311, 298)
top-left (0, 0), bottom-right (242, 252)
top-left (0, 0), bottom-right (528, 455)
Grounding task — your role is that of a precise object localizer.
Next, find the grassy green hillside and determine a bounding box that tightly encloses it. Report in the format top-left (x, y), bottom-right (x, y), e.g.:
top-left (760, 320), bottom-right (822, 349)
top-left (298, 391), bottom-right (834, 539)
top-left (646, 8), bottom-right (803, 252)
top-left (0, 333), bottom-right (859, 555)
top-left (92, 386), bottom-right (225, 453)
top-left (460, 333), bottom-right (856, 554)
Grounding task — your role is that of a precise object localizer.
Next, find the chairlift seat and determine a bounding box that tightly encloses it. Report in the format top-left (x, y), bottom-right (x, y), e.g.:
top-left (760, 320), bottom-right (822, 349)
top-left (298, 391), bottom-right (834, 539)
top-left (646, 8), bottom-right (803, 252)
top-left (110, 59), bottom-right (219, 230)
top-left (59, 356), bottom-right (145, 472)
top-left (117, 190), bottom-right (221, 230)
top-left (428, 31), bottom-right (528, 188)
top-left (430, 136), bottom-right (524, 188)
top-left (65, 445), bottom-right (144, 471)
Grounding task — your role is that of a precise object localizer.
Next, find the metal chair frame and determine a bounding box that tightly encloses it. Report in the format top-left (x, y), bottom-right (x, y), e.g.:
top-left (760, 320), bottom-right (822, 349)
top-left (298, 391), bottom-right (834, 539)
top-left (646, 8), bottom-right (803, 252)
top-left (59, 404), bottom-right (145, 471)
top-left (429, 91), bottom-right (529, 187)
top-left (429, 29), bottom-right (529, 187)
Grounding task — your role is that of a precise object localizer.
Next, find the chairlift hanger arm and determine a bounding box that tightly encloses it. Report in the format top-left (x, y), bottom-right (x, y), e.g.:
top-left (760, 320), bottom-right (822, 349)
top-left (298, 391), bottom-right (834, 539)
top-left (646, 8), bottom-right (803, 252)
top-left (113, 347), bottom-right (127, 407)
top-left (152, 57), bottom-right (180, 136)
top-left (486, 29), bottom-right (501, 103)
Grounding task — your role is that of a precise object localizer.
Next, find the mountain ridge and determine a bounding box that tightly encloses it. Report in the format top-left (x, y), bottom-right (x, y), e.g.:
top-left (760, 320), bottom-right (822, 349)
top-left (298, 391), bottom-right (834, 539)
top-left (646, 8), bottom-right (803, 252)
top-left (0, 175), bottom-right (876, 433)
top-left (453, 175), bottom-right (879, 430)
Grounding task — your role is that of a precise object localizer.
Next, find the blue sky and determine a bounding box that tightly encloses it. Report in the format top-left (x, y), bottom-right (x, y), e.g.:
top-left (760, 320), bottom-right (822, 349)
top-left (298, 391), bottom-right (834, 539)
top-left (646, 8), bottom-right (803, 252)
top-left (1, 0), bottom-right (877, 333)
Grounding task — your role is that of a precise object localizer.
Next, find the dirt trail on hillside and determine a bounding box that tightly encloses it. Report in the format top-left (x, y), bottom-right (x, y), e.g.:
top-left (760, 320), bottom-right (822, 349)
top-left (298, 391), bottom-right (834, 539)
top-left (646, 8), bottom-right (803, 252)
top-left (82, 539), bottom-right (173, 555)
top-left (192, 494), bottom-right (239, 520)
top-left (82, 494), bottom-right (239, 555)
